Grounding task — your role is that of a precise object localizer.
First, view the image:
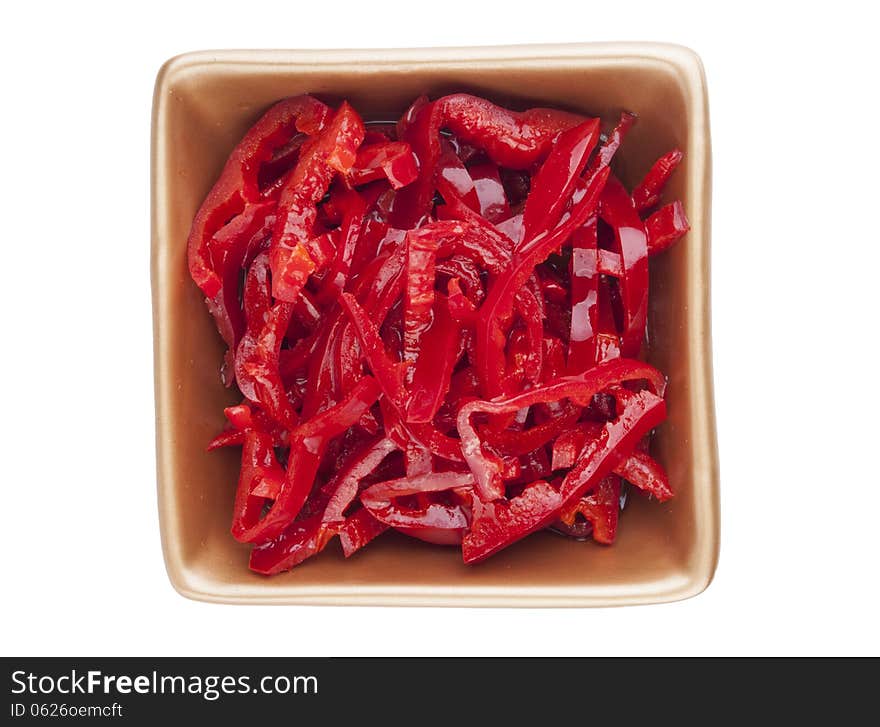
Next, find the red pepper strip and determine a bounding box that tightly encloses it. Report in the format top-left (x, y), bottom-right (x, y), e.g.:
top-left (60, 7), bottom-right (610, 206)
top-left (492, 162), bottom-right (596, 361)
top-left (403, 226), bottom-right (442, 369)
top-left (231, 427), bottom-right (286, 544)
top-left (234, 376), bottom-right (382, 544)
top-left (521, 119), bottom-right (601, 241)
top-left (446, 278), bottom-right (478, 323)
top-left (436, 255), bottom-right (485, 304)
top-left (187, 95), bottom-right (331, 300)
top-left (482, 403), bottom-right (580, 457)
top-left (597, 249), bottom-right (623, 276)
top-left (436, 139), bottom-right (480, 211)
top-left (612, 449), bottom-right (673, 501)
top-left (291, 288), bottom-right (323, 331)
top-left (513, 284), bottom-right (545, 385)
top-left (598, 175), bottom-right (649, 358)
top-left (645, 200), bottom-right (691, 255)
top-left (314, 188), bottom-right (366, 304)
top-left (475, 167), bottom-right (611, 397)
top-left (250, 438), bottom-right (397, 572)
top-left (542, 337), bottom-right (567, 381)
top-left (586, 111), bottom-right (637, 176)
top-left (632, 149), bottom-right (684, 213)
top-left (258, 135), bottom-right (308, 197)
top-left (433, 218), bottom-right (512, 275)
top-left (300, 311), bottom-right (346, 419)
top-left (322, 437), bottom-right (399, 526)
top-left (396, 526), bottom-right (465, 546)
top-left (360, 472), bottom-right (473, 531)
top-left (207, 402), bottom-right (290, 451)
top-left (559, 475), bottom-right (621, 544)
top-left (339, 293), bottom-right (409, 411)
top-left (552, 423), bottom-right (671, 499)
top-left (435, 94), bottom-right (587, 169)
top-left (234, 297), bottom-right (298, 429)
top-left (595, 276), bottom-right (622, 363)
top-left (270, 102), bottom-right (366, 302)
top-left (202, 201), bottom-right (276, 384)
top-left (396, 94), bottom-right (429, 140)
top-left (568, 215), bottom-right (600, 373)
top-left (338, 509), bottom-right (389, 556)
top-left (249, 510), bottom-right (334, 574)
top-left (279, 325), bottom-right (321, 382)
top-left (461, 387), bottom-right (666, 563)
top-left (457, 358), bottom-right (665, 502)
top-left (468, 162), bottom-right (511, 223)
top-left (206, 429), bottom-right (245, 450)
top-left (406, 298), bottom-right (462, 423)
top-left (347, 141), bottom-right (418, 189)
top-left (390, 101), bottom-right (442, 228)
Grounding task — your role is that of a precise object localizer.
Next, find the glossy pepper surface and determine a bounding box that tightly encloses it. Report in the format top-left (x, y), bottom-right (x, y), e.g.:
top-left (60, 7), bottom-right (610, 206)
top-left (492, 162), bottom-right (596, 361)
top-left (188, 92), bottom-right (690, 574)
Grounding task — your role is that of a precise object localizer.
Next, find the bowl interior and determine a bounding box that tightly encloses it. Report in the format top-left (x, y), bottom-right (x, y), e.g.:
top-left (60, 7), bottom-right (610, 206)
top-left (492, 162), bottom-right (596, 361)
top-left (152, 46), bottom-right (716, 604)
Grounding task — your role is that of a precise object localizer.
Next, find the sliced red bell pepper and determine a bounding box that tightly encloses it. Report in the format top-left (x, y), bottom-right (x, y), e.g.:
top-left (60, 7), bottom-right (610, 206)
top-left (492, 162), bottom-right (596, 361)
top-left (270, 102), bottom-right (365, 302)
top-left (347, 141), bottom-right (418, 189)
top-left (468, 162), bottom-right (511, 223)
top-left (457, 358), bottom-right (666, 502)
top-left (360, 472), bottom-right (473, 531)
top-left (567, 214), bottom-right (600, 373)
top-left (461, 387), bottom-right (666, 563)
top-left (632, 149), bottom-right (684, 213)
top-left (187, 95), bottom-right (330, 301)
top-left (436, 94), bottom-right (587, 169)
top-left (233, 376), bottom-right (381, 544)
top-left (646, 200), bottom-right (691, 255)
top-left (406, 298), bottom-right (462, 424)
top-left (521, 118), bottom-right (601, 241)
top-left (559, 475), bottom-right (621, 544)
top-left (475, 166), bottom-right (611, 397)
top-left (598, 175), bottom-right (649, 358)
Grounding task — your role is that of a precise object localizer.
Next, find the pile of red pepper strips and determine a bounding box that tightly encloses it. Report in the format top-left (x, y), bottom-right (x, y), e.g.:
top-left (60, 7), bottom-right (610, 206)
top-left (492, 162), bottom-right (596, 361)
top-left (187, 93), bottom-right (689, 574)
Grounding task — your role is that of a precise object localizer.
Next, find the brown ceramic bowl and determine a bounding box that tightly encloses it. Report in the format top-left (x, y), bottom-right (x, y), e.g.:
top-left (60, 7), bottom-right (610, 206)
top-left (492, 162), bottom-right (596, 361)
top-left (151, 43), bottom-right (718, 606)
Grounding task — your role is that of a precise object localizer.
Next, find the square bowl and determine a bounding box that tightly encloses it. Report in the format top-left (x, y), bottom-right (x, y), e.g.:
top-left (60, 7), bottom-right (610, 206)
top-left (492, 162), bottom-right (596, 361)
top-left (151, 43), bottom-right (718, 606)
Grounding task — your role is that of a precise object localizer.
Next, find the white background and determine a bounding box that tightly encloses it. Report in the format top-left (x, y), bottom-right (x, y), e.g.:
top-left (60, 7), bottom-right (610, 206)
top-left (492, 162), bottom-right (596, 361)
top-left (2, 0), bottom-right (878, 656)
